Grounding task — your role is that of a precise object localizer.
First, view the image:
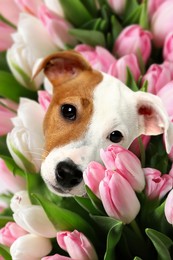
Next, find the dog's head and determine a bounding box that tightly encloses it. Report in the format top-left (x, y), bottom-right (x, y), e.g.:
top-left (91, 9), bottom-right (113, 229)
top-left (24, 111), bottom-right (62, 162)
top-left (33, 51), bottom-right (173, 196)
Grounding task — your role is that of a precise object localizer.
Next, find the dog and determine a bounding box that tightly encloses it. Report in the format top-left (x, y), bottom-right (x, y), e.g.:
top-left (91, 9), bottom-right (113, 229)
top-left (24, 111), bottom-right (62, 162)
top-left (32, 50), bottom-right (173, 197)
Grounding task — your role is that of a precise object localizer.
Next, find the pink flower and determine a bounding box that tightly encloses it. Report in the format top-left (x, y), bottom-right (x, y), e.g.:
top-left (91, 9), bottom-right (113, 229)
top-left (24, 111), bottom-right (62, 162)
top-left (14, 0), bottom-right (42, 16)
top-left (42, 255), bottom-right (71, 260)
top-left (38, 4), bottom-right (76, 49)
top-left (163, 32), bottom-right (173, 62)
top-left (147, 0), bottom-right (167, 18)
top-left (0, 22), bottom-right (15, 51)
top-left (162, 61), bottom-right (173, 80)
top-left (0, 158), bottom-right (26, 194)
top-left (108, 54), bottom-right (141, 83)
top-left (83, 162), bottom-right (106, 198)
top-left (100, 145), bottom-right (145, 192)
top-left (114, 25), bottom-right (152, 64)
top-left (0, 222), bottom-right (27, 247)
top-left (75, 44), bottom-right (116, 73)
top-left (0, 0), bottom-right (20, 25)
top-left (165, 189), bottom-right (173, 224)
top-left (57, 230), bottom-right (98, 260)
top-left (142, 63), bottom-right (171, 94)
top-left (151, 1), bottom-right (173, 47)
top-left (144, 168), bottom-right (173, 200)
top-left (107, 0), bottom-right (126, 15)
top-left (129, 135), bottom-right (151, 157)
top-left (99, 170), bottom-right (140, 224)
top-left (38, 90), bottom-right (51, 111)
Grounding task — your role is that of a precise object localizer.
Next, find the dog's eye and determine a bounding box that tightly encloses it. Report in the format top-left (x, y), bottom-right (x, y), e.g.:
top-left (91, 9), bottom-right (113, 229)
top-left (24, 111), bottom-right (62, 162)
top-left (109, 131), bottom-right (123, 143)
top-left (61, 104), bottom-right (77, 120)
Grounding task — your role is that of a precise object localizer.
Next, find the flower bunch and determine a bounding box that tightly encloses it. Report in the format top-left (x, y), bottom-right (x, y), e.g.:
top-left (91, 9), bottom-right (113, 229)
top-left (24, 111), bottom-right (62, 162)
top-left (1, 0), bottom-right (173, 259)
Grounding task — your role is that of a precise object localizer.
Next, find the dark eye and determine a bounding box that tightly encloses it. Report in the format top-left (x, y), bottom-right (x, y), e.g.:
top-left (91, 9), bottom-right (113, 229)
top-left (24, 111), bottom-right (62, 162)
top-left (61, 104), bottom-right (77, 121)
top-left (109, 131), bottom-right (123, 143)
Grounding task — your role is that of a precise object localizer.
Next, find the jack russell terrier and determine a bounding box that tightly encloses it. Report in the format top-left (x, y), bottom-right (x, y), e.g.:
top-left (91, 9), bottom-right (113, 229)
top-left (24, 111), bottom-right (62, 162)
top-left (33, 50), bottom-right (173, 197)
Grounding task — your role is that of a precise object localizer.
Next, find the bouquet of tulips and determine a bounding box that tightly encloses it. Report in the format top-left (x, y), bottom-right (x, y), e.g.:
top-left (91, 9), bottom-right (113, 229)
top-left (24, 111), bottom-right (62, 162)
top-left (1, 0), bottom-right (173, 259)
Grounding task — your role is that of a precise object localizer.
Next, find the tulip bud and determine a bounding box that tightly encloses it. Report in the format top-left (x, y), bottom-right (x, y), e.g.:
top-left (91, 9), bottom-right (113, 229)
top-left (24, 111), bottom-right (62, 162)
top-left (144, 168), bottom-right (173, 200)
top-left (0, 222), bottom-right (27, 247)
top-left (107, 0), bottom-right (126, 15)
top-left (163, 32), bottom-right (173, 62)
top-left (15, 0), bottom-right (42, 16)
top-left (83, 162), bottom-right (106, 198)
top-left (99, 170), bottom-right (140, 224)
top-left (0, 22), bottom-right (15, 51)
top-left (10, 234), bottom-right (52, 260)
top-left (165, 189), bottom-right (173, 224)
top-left (57, 230), bottom-right (98, 260)
top-left (10, 190), bottom-right (31, 212)
top-left (44, 0), bottom-right (64, 17)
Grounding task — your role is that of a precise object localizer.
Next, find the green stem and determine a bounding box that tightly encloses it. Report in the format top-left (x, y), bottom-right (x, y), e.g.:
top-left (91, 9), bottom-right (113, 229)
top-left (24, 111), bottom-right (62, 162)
top-left (138, 136), bottom-right (146, 167)
top-left (130, 219), bottom-right (144, 242)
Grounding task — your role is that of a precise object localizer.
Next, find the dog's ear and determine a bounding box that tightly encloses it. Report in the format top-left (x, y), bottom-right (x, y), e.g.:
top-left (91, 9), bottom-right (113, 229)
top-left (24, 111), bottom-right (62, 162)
top-left (135, 91), bottom-right (173, 153)
top-left (32, 51), bottom-right (91, 88)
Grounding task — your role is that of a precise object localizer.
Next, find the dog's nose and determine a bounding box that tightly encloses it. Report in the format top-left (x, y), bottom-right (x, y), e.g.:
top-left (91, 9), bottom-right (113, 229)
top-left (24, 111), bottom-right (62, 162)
top-left (55, 160), bottom-right (83, 189)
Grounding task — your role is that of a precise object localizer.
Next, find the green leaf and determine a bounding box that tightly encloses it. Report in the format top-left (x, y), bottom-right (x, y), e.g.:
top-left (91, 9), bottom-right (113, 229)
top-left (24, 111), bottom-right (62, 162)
top-left (139, 0), bottom-right (149, 30)
top-left (104, 222), bottom-right (123, 260)
top-left (26, 172), bottom-right (44, 204)
top-left (123, 5), bottom-right (142, 26)
top-left (91, 215), bottom-right (122, 234)
top-left (0, 71), bottom-right (37, 102)
top-left (33, 193), bottom-right (96, 243)
top-left (0, 136), bottom-right (10, 156)
top-left (0, 216), bottom-right (13, 228)
top-left (59, 0), bottom-right (93, 27)
top-left (81, 18), bottom-right (102, 30)
top-left (125, 67), bottom-right (139, 91)
top-left (75, 196), bottom-right (101, 215)
top-left (69, 29), bottom-right (106, 47)
top-left (0, 52), bottom-right (10, 71)
top-left (123, 0), bottom-right (139, 18)
top-left (80, 0), bottom-right (98, 17)
top-left (146, 228), bottom-right (173, 260)
top-left (133, 257), bottom-right (143, 260)
top-left (140, 79), bottom-right (148, 92)
top-left (0, 244), bottom-right (12, 260)
top-left (111, 15), bottom-right (122, 41)
top-left (0, 155), bottom-right (25, 177)
top-left (86, 186), bottom-right (106, 215)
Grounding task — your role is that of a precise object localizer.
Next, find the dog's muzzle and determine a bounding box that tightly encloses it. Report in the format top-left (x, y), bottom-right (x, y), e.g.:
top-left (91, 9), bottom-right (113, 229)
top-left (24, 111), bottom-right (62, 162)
top-left (55, 159), bottom-right (83, 189)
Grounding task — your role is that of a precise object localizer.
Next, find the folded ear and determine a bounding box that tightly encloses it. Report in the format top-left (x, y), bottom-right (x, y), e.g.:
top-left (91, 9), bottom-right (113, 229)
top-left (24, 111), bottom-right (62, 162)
top-left (32, 50), bottom-right (91, 88)
top-left (136, 91), bottom-right (173, 153)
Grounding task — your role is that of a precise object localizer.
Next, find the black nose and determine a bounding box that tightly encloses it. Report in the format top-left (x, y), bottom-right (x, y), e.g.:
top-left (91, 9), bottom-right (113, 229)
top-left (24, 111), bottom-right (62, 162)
top-left (55, 160), bottom-right (83, 189)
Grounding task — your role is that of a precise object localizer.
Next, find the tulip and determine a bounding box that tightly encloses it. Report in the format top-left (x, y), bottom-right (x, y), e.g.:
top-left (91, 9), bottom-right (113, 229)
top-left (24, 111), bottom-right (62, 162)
top-left (10, 190), bottom-right (32, 212)
top-left (108, 54), bottom-right (141, 83)
top-left (147, 0), bottom-right (166, 18)
top-left (10, 234), bottom-right (52, 260)
top-left (38, 4), bottom-right (76, 49)
top-left (142, 63), bottom-right (171, 94)
top-left (163, 32), bottom-right (173, 62)
top-left (165, 189), bottom-right (173, 224)
top-left (83, 162), bottom-right (106, 198)
top-left (99, 170), bottom-right (140, 224)
top-left (75, 44), bottom-right (116, 73)
top-left (7, 13), bottom-right (57, 89)
top-left (0, 158), bottom-right (26, 194)
top-left (7, 98), bottom-right (45, 173)
top-left (144, 168), bottom-right (173, 200)
top-left (0, 22), bottom-right (15, 51)
top-left (14, 0), bottom-right (42, 16)
top-left (38, 90), bottom-right (51, 111)
top-left (0, 98), bottom-right (17, 136)
top-left (151, 1), bottom-right (173, 47)
top-left (129, 135), bottom-right (151, 157)
top-left (162, 61), bottom-right (173, 80)
top-left (114, 25), bottom-right (152, 64)
top-left (107, 0), bottom-right (126, 15)
top-left (42, 255), bottom-right (71, 260)
top-left (44, 0), bottom-right (64, 17)
top-left (100, 145), bottom-right (145, 192)
top-left (0, 0), bottom-right (20, 25)
top-left (0, 222), bottom-right (27, 247)
top-left (57, 230), bottom-right (98, 260)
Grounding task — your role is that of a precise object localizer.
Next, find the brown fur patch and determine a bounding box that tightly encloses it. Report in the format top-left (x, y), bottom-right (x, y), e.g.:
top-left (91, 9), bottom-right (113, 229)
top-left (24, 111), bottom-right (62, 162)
top-left (43, 69), bottom-right (103, 158)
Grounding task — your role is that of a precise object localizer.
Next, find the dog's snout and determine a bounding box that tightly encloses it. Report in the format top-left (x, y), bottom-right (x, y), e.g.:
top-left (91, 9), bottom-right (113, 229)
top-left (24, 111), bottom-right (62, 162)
top-left (55, 160), bottom-right (83, 189)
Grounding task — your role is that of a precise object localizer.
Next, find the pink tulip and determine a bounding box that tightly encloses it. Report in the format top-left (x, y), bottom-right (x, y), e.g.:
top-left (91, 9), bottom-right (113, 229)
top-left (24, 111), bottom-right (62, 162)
top-left (114, 25), bottom-right (152, 64)
top-left (99, 170), bottom-right (140, 223)
top-left (142, 63), bottom-right (171, 94)
top-left (165, 189), bottom-right (173, 224)
top-left (0, 22), bottom-right (15, 51)
top-left (129, 135), bottom-right (151, 157)
top-left (108, 54), bottom-right (141, 83)
top-left (75, 44), bottom-right (116, 73)
top-left (57, 230), bottom-right (98, 260)
top-left (14, 0), bottom-right (42, 16)
top-left (100, 145), bottom-right (145, 192)
top-left (162, 61), bottom-right (173, 80)
top-left (0, 0), bottom-right (20, 25)
top-left (0, 222), bottom-right (27, 247)
top-left (144, 168), bottom-right (173, 200)
top-left (151, 1), bottom-right (173, 47)
top-left (83, 162), bottom-right (106, 198)
top-left (163, 32), bottom-right (173, 62)
top-left (38, 90), bottom-right (51, 111)
top-left (0, 99), bottom-right (17, 136)
top-left (147, 0), bottom-right (168, 18)
top-left (107, 0), bottom-right (126, 15)
top-left (42, 255), bottom-right (71, 260)
top-left (157, 81), bottom-right (173, 121)
top-left (38, 4), bottom-right (76, 49)
top-left (0, 158), bottom-right (26, 194)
